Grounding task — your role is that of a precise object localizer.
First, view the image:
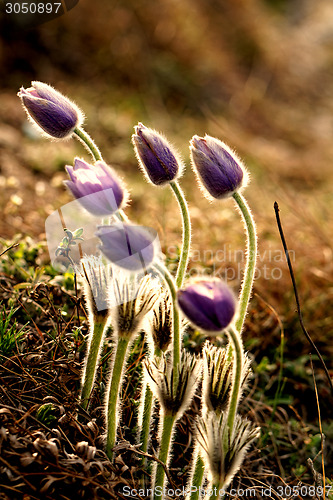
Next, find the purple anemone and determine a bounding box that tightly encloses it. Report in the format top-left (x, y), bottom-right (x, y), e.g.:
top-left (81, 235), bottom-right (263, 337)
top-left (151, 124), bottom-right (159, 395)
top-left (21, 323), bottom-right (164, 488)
top-left (64, 158), bottom-right (127, 216)
top-left (190, 135), bottom-right (247, 199)
top-left (177, 278), bottom-right (237, 333)
top-left (96, 224), bottom-right (158, 271)
top-left (132, 123), bottom-right (183, 186)
top-left (18, 81), bottom-right (83, 139)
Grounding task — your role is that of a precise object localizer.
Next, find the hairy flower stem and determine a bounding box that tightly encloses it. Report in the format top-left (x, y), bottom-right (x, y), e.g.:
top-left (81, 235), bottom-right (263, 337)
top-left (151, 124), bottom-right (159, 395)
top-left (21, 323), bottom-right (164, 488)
top-left (105, 336), bottom-right (130, 460)
top-left (153, 414), bottom-right (176, 499)
top-left (232, 192), bottom-right (257, 334)
top-left (74, 127), bottom-right (103, 162)
top-left (139, 347), bottom-right (162, 464)
top-left (210, 482), bottom-right (223, 500)
top-left (188, 453), bottom-right (205, 500)
top-left (226, 325), bottom-right (243, 432)
top-left (140, 385), bottom-right (154, 451)
top-left (169, 181), bottom-right (191, 288)
top-left (152, 262), bottom-right (180, 393)
top-left (80, 319), bottom-right (108, 410)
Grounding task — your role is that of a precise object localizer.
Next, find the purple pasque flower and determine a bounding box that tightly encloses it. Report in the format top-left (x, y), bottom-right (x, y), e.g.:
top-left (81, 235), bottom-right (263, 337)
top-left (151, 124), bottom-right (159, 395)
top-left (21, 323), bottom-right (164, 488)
top-left (18, 81), bottom-right (83, 139)
top-left (132, 123), bottom-right (183, 186)
top-left (64, 158), bottom-right (127, 216)
top-left (96, 223), bottom-right (158, 271)
top-left (177, 278), bottom-right (236, 333)
top-left (190, 135), bottom-right (248, 199)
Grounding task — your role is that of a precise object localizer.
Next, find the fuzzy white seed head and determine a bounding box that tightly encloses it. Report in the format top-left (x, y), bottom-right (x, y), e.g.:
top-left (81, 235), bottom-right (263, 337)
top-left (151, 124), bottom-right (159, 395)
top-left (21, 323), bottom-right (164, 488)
top-left (196, 412), bottom-right (260, 489)
top-left (78, 255), bottom-right (112, 320)
top-left (202, 342), bottom-right (252, 416)
top-left (146, 291), bottom-right (173, 353)
top-left (145, 350), bottom-right (202, 419)
top-left (109, 272), bottom-right (161, 339)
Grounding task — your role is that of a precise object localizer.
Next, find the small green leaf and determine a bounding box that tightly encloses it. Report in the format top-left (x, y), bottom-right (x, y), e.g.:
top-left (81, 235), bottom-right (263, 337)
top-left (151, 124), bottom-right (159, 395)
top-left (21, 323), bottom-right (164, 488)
top-left (73, 228), bottom-right (84, 238)
top-left (64, 229), bottom-right (73, 239)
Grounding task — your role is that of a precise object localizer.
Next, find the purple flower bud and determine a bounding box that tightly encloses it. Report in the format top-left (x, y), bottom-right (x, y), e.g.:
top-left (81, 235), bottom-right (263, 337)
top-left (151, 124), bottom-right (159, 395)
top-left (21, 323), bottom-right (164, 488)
top-left (64, 158), bottom-right (128, 216)
top-left (96, 224), bottom-right (159, 271)
top-left (177, 278), bottom-right (236, 333)
top-left (18, 81), bottom-right (83, 139)
top-left (190, 135), bottom-right (248, 199)
top-left (132, 123), bottom-right (183, 186)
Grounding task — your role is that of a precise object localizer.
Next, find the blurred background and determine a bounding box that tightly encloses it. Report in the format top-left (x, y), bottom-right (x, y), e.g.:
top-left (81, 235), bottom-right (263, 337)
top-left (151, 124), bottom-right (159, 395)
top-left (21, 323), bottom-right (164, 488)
top-left (0, 0), bottom-right (333, 437)
top-left (1, 0), bottom-right (333, 234)
top-left (1, 0), bottom-right (333, 297)
top-left (0, 0), bottom-right (333, 386)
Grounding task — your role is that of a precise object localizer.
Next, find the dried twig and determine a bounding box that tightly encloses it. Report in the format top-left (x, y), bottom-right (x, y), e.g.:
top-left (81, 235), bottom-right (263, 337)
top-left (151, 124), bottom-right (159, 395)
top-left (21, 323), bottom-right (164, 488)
top-left (309, 354), bottom-right (326, 498)
top-left (274, 201), bottom-right (333, 396)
